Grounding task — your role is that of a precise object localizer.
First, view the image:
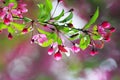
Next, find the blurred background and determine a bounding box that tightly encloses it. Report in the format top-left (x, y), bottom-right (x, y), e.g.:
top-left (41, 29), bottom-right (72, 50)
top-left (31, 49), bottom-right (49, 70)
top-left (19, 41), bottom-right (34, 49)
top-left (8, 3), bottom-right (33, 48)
top-left (0, 0), bottom-right (120, 80)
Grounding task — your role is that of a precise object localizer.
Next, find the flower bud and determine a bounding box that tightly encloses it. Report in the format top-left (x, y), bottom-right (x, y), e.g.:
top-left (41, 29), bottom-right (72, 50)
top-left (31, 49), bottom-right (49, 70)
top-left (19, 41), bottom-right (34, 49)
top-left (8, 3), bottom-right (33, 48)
top-left (101, 21), bottom-right (111, 28)
top-left (54, 51), bottom-right (62, 61)
top-left (8, 33), bottom-right (13, 40)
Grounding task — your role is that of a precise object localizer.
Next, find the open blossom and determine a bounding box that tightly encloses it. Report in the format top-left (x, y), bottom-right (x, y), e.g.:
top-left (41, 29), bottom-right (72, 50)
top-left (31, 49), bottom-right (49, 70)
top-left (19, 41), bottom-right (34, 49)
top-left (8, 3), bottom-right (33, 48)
top-left (31, 34), bottom-right (48, 45)
top-left (17, 3), bottom-right (28, 18)
top-left (0, 3), bottom-right (28, 25)
top-left (0, 3), bottom-right (18, 25)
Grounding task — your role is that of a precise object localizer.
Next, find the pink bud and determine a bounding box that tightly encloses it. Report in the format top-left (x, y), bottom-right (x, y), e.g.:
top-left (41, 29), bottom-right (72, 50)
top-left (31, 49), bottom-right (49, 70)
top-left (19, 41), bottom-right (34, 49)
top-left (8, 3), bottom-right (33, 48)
top-left (101, 21), bottom-right (111, 28)
top-left (22, 28), bottom-right (28, 34)
top-left (54, 51), bottom-right (62, 61)
top-left (4, 18), bottom-right (10, 25)
top-left (71, 45), bottom-right (80, 53)
top-left (109, 27), bottom-right (115, 33)
top-left (58, 45), bottom-right (68, 52)
top-left (58, 0), bottom-right (63, 2)
top-left (8, 33), bottom-right (13, 40)
top-left (90, 49), bottom-right (98, 56)
top-left (48, 47), bottom-right (54, 55)
top-left (104, 33), bottom-right (111, 42)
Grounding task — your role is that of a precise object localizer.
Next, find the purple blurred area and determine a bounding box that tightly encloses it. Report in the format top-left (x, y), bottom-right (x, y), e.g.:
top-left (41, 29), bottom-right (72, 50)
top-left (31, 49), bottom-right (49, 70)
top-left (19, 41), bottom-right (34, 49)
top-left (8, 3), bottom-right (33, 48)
top-left (0, 0), bottom-right (120, 80)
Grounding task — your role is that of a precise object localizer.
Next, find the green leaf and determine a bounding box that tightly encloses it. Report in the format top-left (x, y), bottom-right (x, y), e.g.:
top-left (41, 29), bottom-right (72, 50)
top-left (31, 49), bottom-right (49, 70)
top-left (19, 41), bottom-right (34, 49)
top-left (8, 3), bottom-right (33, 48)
top-left (23, 17), bottom-right (32, 22)
top-left (5, 0), bottom-right (17, 8)
top-left (41, 39), bottom-right (53, 47)
top-left (37, 4), bottom-right (51, 22)
top-left (79, 35), bottom-right (90, 50)
top-left (92, 34), bottom-right (101, 40)
top-left (83, 7), bottom-right (99, 29)
top-left (60, 12), bottom-right (73, 22)
top-left (11, 22), bottom-right (25, 31)
top-left (37, 28), bottom-right (51, 35)
top-left (8, 26), bottom-right (15, 34)
top-left (45, 0), bottom-right (53, 12)
top-left (48, 33), bottom-right (62, 44)
top-left (54, 10), bottom-right (64, 20)
top-left (0, 23), bottom-right (8, 30)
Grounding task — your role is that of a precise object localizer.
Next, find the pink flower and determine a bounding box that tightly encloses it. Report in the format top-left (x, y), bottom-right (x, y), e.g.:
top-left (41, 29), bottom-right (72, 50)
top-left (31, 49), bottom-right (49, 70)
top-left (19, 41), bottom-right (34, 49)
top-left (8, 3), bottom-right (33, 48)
top-left (71, 45), bottom-right (80, 53)
top-left (97, 25), bottom-right (106, 36)
top-left (32, 34), bottom-right (48, 45)
top-left (0, 3), bottom-right (18, 25)
top-left (54, 51), bottom-right (62, 61)
top-left (17, 3), bottom-right (28, 18)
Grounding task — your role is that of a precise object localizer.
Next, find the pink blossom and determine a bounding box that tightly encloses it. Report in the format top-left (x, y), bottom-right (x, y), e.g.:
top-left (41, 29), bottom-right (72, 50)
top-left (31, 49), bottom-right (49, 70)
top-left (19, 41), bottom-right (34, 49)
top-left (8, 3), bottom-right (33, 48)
top-left (17, 3), bottom-right (28, 18)
top-left (71, 45), bottom-right (80, 53)
top-left (32, 34), bottom-right (48, 45)
top-left (48, 47), bottom-right (54, 55)
top-left (97, 25), bottom-right (106, 36)
top-left (90, 49), bottom-right (98, 56)
top-left (0, 3), bottom-right (18, 25)
top-left (54, 51), bottom-right (62, 61)
top-left (101, 21), bottom-right (111, 28)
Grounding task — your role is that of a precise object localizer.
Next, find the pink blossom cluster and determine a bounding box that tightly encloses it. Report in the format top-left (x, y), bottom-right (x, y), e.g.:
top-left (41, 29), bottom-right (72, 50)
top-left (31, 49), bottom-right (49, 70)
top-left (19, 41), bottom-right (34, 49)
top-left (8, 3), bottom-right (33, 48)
top-left (48, 43), bottom-right (80, 61)
top-left (0, 3), bottom-right (28, 25)
top-left (98, 21), bottom-right (115, 42)
top-left (31, 34), bottom-right (48, 45)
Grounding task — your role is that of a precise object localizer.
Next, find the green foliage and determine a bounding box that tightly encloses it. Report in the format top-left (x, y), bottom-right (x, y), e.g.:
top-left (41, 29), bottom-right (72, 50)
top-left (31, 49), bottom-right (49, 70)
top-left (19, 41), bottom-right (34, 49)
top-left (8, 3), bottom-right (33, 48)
top-left (5, 0), bottom-right (17, 8)
top-left (54, 10), bottom-right (64, 20)
top-left (8, 26), bottom-right (15, 33)
top-left (92, 25), bottom-right (102, 40)
top-left (0, 23), bottom-right (8, 30)
top-left (41, 39), bottom-right (53, 47)
top-left (37, 0), bottom-right (53, 22)
top-left (79, 35), bottom-right (91, 50)
top-left (23, 17), bottom-right (32, 23)
top-left (11, 22), bottom-right (25, 31)
top-left (83, 7), bottom-right (99, 29)
top-left (60, 12), bottom-right (73, 23)
top-left (37, 28), bottom-right (51, 35)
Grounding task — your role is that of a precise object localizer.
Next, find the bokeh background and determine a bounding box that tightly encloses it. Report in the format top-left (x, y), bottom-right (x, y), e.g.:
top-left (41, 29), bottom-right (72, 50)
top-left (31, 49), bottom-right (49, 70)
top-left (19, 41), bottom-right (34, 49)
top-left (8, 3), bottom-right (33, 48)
top-left (0, 0), bottom-right (120, 80)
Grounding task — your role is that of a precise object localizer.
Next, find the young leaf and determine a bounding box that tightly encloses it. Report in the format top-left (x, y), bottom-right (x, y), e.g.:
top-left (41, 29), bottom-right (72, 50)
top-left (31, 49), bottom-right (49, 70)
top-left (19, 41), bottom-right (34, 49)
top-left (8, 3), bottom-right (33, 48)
top-left (45, 0), bottom-right (53, 12)
top-left (37, 28), bottom-right (51, 35)
top-left (83, 7), bottom-right (99, 29)
top-left (8, 26), bottom-right (15, 34)
top-left (0, 23), bottom-right (8, 30)
top-left (79, 35), bottom-right (90, 50)
top-left (11, 22), bottom-right (25, 31)
top-left (54, 10), bottom-right (64, 20)
top-left (60, 12), bottom-right (73, 22)
top-left (23, 17), bottom-right (32, 23)
top-left (5, 0), bottom-right (17, 8)
top-left (48, 33), bottom-right (62, 44)
top-left (41, 39), bottom-right (53, 47)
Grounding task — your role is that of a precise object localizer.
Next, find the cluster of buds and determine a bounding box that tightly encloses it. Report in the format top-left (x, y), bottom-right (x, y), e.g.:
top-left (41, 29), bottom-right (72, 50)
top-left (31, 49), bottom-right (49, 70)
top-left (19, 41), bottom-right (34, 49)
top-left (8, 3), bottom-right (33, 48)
top-left (0, 3), bottom-right (28, 25)
top-left (48, 43), bottom-right (80, 61)
top-left (31, 34), bottom-right (48, 45)
top-left (89, 21), bottom-right (115, 56)
top-left (97, 21), bottom-right (115, 42)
